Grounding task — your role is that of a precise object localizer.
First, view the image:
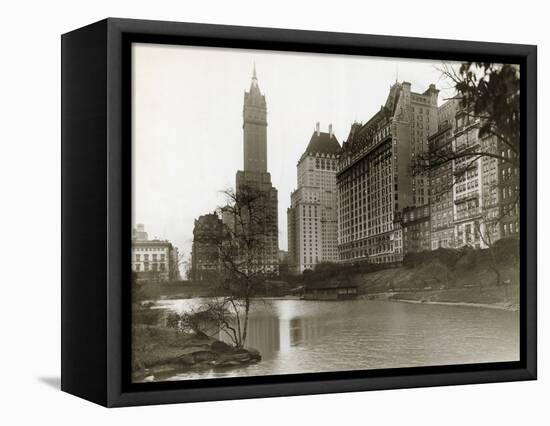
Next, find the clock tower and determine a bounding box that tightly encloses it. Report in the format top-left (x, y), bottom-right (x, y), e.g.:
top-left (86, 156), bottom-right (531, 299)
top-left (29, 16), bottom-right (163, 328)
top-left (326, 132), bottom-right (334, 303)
top-left (242, 64), bottom-right (268, 173)
top-left (235, 65), bottom-right (279, 275)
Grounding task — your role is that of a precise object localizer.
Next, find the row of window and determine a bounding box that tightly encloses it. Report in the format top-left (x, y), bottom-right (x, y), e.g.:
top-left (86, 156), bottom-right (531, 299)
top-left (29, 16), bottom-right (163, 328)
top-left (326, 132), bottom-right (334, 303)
top-left (135, 253), bottom-right (165, 262)
top-left (134, 262), bottom-right (166, 272)
top-left (133, 246), bottom-right (167, 252)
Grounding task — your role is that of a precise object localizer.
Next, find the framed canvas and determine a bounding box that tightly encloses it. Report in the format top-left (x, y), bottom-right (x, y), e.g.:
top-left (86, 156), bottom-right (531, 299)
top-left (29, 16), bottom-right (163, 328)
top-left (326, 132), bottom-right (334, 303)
top-left (61, 18), bottom-right (537, 407)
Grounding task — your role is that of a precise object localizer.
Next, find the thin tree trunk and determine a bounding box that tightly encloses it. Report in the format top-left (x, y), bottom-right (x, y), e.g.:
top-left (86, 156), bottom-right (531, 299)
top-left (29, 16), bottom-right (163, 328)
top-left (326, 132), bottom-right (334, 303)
top-left (229, 298), bottom-right (242, 347)
top-left (488, 247), bottom-right (500, 287)
top-left (241, 298), bottom-right (251, 348)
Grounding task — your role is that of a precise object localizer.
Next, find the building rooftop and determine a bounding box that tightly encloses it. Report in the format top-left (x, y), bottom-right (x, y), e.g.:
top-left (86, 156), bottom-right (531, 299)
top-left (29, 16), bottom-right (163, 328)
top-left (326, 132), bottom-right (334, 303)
top-left (304, 130), bottom-right (341, 156)
top-left (132, 239), bottom-right (172, 246)
top-left (340, 81), bottom-right (438, 160)
top-left (304, 281), bottom-right (358, 289)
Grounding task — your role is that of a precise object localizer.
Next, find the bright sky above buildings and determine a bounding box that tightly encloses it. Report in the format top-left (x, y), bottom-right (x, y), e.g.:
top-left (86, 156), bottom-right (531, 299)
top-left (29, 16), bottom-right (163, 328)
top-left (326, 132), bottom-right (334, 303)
top-left (132, 42), bottom-right (461, 257)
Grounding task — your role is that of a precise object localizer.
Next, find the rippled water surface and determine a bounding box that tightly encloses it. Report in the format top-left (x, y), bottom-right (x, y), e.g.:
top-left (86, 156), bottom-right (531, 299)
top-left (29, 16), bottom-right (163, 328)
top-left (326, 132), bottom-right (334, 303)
top-left (156, 298), bottom-right (519, 381)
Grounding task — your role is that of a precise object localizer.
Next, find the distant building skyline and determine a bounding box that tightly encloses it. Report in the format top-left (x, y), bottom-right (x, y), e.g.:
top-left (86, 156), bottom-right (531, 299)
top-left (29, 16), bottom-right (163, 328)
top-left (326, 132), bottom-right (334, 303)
top-left (132, 43), bottom-right (461, 256)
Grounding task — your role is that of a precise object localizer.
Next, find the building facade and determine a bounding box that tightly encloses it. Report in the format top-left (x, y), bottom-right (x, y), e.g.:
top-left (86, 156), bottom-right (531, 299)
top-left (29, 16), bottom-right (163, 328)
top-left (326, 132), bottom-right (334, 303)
top-left (336, 82), bottom-right (439, 264)
top-left (451, 109), bottom-right (486, 248)
top-left (287, 123), bottom-right (341, 273)
top-left (428, 100), bottom-right (458, 250)
top-left (454, 123), bottom-right (519, 248)
top-left (235, 66), bottom-right (279, 275)
top-left (190, 213), bottom-right (223, 282)
top-left (427, 99), bottom-right (519, 251)
top-left (132, 224), bottom-right (179, 282)
top-left (496, 148), bottom-right (520, 240)
top-left (402, 204), bottom-right (431, 254)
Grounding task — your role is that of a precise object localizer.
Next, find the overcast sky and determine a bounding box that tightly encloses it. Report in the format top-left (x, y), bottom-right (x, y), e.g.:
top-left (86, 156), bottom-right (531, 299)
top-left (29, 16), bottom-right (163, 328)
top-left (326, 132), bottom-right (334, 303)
top-left (132, 43), bottom-right (461, 257)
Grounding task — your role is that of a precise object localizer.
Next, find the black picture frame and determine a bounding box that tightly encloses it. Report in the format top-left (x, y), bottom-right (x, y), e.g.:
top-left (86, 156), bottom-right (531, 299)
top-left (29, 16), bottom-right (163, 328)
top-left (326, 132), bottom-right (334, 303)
top-left (61, 17), bottom-right (537, 407)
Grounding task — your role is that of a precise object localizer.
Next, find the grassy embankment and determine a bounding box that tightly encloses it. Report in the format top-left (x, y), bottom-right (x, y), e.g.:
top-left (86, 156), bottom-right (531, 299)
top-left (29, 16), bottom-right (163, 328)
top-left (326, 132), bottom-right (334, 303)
top-left (354, 265), bottom-right (519, 310)
top-left (302, 240), bottom-right (520, 310)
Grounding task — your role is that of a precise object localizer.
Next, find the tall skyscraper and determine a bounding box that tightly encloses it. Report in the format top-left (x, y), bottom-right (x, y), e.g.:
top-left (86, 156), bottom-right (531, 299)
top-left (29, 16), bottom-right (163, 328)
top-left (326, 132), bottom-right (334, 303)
top-left (337, 82), bottom-right (439, 264)
top-left (235, 66), bottom-right (279, 275)
top-left (287, 123), bottom-right (341, 273)
top-left (242, 65), bottom-right (268, 173)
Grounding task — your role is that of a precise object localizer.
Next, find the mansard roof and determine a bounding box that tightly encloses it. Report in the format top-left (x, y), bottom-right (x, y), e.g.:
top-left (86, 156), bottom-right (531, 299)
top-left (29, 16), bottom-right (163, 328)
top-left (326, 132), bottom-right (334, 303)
top-left (341, 83), bottom-right (401, 156)
top-left (304, 131), bottom-right (341, 156)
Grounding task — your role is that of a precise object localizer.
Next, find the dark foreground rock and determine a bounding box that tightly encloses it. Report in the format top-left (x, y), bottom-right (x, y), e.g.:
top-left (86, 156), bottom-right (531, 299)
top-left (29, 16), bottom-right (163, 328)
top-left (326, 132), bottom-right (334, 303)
top-left (132, 325), bottom-right (261, 382)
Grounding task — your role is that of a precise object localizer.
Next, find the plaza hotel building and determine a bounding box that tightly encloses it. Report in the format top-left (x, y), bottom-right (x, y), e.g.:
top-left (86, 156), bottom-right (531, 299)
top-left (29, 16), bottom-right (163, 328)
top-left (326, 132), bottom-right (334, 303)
top-left (336, 82), bottom-right (439, 264)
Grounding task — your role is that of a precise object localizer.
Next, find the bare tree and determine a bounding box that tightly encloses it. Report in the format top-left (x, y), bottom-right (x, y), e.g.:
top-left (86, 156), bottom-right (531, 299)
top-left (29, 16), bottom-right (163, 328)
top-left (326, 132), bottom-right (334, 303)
top-left (474, 216), bottom-right (501, 291)
top-left (415, 62), bottom-right (520, 240)
top-left (413, 62), bottom-right (520, 260)
top-left (444, 62), bottom-right (519, 160)
top-left (176, 301), bottom-right (237, 341)
top-left (213, 185), bottom-right (276, 348)
top-left (178, 184), bottom-right (275, 349)
top-left (474, 176), bottom-right (513, 292)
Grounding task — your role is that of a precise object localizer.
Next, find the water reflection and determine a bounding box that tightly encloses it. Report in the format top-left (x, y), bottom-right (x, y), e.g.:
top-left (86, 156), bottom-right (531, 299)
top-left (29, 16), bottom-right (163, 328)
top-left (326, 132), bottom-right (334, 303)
top-left (290, 317), bottom-right (326, 348)
top-left (238, 316), bottom-right (280, 356)
top-left (231, 314), bottom-right (327, 358)
top-left (157, 298), bottom-right (519, 381)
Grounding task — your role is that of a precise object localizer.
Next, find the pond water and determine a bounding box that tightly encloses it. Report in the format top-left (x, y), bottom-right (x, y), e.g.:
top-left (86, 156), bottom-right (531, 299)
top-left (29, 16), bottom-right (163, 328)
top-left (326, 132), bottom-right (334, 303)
top-left (155, 298), bottom-right (519, 381)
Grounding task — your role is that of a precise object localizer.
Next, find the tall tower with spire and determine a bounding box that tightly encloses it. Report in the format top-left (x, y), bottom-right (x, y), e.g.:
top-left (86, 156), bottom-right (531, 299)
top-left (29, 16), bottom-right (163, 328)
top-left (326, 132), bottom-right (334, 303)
top-left (235, 65), bottom-right (279, 275)
top-left (242, 64), bottom-right (268, 173)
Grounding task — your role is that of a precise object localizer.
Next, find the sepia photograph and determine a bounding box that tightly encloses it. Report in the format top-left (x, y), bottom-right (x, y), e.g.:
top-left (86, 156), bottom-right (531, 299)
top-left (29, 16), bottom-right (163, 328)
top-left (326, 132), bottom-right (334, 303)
top-left (130, 43), bottom-right (520, 383)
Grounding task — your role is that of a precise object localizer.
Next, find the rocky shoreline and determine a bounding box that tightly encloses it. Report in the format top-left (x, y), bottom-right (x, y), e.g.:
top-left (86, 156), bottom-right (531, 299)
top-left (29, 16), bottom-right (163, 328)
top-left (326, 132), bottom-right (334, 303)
top-left (362, 291), bottom-right (519, 312)
top-left (132, 325), bottom-right (261, 383)
top-left (393, 298), bottom-right (519, 312)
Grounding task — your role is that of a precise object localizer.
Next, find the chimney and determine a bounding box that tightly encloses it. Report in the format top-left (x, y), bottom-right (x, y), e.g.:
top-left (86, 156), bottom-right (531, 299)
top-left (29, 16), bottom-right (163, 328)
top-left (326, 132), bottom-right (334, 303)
top-left (316, 122), bottom-right (320, 136)
top-left (329, 124), bottom-right (333, 138)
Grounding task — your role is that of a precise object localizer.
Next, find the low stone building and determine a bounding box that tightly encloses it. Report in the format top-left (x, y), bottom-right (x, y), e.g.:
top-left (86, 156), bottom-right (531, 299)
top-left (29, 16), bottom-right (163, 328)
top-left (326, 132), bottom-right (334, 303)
top-left (132, 224), bottom-right (179, 282)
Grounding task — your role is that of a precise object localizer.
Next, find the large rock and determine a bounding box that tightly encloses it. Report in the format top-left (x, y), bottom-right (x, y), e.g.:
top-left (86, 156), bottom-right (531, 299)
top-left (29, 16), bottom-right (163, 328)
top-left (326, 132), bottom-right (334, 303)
top-left (175, 354), bottom-right (195, 365)
top-left (211, 340), bottom-right (234, 353)
top-left (209, 346), bottom-right (262, 367)
top-left (178, 344), bottom-right (212, 355)
top-left (192, 350), bottom-right (219, 363)
top-left (244, 347), bottom-right (261, 361)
